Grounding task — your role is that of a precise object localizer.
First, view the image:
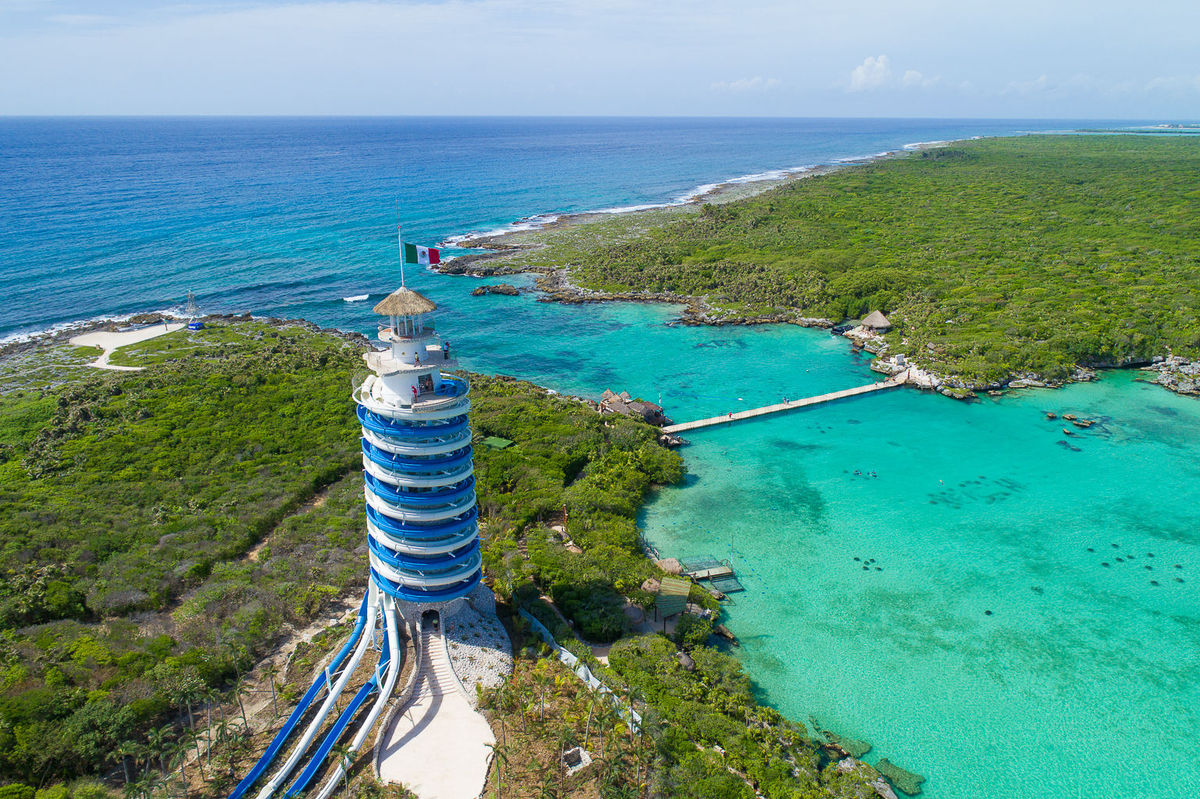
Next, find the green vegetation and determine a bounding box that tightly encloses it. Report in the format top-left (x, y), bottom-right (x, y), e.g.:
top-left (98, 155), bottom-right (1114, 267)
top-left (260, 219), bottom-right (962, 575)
top-left (481, 614), bottom-right (885, 799)
top-left (1, 319), bottom-right (897, 798)
top-left (0, 321), bottom-right (369, 787)
top-left (472, 375), bottom-right (683, 642)
top-left (491, 135), bottom-right (1200, 384)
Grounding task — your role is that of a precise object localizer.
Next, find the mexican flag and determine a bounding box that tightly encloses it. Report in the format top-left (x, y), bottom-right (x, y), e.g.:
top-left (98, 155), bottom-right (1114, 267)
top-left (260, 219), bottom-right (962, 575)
top-left (403, 243), bottom-right (440, 265)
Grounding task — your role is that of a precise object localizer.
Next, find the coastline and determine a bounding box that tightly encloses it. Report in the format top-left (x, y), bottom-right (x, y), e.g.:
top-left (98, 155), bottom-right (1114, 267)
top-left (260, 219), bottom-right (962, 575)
top-left (434, 135), bottom-right (1200, 402)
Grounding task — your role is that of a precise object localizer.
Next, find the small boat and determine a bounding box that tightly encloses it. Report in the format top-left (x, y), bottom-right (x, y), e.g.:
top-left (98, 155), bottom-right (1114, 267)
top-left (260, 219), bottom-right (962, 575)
top-left (1045, 412), bottom-right (1057, 420)
top-left (1063, 428), bottom-right (1073, 436)
top-left (1063, 413), bottom-right (1077, 421)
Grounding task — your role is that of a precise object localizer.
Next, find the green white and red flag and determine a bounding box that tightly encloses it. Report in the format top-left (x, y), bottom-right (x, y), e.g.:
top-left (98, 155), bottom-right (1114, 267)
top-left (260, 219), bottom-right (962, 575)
top-left (403, 243), bottom-right (440, 265)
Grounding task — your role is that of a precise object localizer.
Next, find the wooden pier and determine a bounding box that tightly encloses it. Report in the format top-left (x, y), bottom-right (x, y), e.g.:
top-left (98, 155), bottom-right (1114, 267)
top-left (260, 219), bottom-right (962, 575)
top-left (685, 564), bottom-right (734, 581)
top-left (661, 371), bottom-right (907, 434)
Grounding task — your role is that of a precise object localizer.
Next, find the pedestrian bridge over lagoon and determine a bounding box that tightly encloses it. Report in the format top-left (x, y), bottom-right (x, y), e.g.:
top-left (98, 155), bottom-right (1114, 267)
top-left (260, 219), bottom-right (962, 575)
top-left (661, 371), bottom-right (908, 434)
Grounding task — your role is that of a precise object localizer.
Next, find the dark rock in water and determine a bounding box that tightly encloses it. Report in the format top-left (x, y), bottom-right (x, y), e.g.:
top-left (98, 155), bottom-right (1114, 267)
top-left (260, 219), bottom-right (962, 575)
top-left (1102, 562), bottom-right (1110, 567)
top-left (1116, 557), bottom-right (1124, 562)
top-left (1112, 543), bottom-right (1120, 548)
top-left (984, 610), bottom-right (993, 616)
top-left (471, 282), bottom-right (521, 297)
top-left (1175, 577), bottom-right (1184, 583)
top-left (875, 758), bottom-right (926, 795)
top-left (1147, 552), bottom-right (1155, 558)
top-left (1087, 547), bottom-right (1095, 553)
top-left (1150, 580), bottom-right (1160, 586)
top-left (1031, 585), bottom-right (1044, 594)
top-left (1145, 565), bottom-right (1153, 571)
top-left (822, 730), bottom-right (872, 758)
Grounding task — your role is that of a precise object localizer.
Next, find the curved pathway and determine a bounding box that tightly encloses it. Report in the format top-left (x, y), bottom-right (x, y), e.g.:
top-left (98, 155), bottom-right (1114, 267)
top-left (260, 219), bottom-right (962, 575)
top-left (70, 322), bottom-right (186, 371)
top-left (378, 619), bottom-right (495, 799)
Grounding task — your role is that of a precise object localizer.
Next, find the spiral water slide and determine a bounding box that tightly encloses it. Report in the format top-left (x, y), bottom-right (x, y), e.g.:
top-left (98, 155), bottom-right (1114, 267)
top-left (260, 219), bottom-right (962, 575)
top-left (227, 595), bottom-right (369, 799)
top-left (228, 588), bottom-right (401, 799)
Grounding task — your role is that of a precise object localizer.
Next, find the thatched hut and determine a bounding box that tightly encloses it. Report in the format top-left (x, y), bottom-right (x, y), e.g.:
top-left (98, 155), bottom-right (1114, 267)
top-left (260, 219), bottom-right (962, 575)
top-left (861, 310), bottom-right (892, 333)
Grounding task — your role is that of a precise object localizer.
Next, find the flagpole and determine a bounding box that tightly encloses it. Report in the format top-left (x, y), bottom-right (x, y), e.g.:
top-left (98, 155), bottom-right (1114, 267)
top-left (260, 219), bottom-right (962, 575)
top-left (397, 222), bottom-right (406, 288)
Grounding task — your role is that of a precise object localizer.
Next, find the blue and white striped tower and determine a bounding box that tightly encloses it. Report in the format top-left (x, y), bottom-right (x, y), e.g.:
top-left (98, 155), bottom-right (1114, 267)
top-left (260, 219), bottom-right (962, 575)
top-left (354, 283), bottom-right (482, 604)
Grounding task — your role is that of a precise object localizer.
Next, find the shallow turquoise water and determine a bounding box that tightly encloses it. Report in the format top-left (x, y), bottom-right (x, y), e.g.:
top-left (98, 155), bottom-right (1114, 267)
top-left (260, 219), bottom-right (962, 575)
top-left (403, 283), bottom-right (1200, 791)
top-left (640, 358), bottom-right (1200, 799)
top-left (424, 287), bottom-right (1200, 799)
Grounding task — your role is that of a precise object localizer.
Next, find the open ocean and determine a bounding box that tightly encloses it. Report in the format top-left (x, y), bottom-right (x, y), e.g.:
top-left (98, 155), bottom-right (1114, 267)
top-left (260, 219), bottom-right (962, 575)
top-left (3, 117), bottom-right (1198, 798)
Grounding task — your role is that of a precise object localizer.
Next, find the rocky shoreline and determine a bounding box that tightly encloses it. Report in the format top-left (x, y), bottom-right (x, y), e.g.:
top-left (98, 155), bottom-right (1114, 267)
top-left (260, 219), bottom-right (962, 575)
top-left (1141, 355), bottom-right (1200, 396)
top-left (433, 151), bottom-right (1200, 403)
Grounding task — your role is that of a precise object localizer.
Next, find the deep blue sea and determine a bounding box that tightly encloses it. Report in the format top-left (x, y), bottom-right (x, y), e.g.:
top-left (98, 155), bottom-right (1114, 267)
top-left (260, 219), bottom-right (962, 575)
top-left (4, 117), bottom-right (1198, 799)
top-left (0, 116), bottom-right (1093, 339)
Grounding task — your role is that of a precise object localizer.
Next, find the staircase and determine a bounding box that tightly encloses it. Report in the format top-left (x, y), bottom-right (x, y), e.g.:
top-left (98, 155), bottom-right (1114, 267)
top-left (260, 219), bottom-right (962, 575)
top-left (418, 622), bottom-right (462, 697)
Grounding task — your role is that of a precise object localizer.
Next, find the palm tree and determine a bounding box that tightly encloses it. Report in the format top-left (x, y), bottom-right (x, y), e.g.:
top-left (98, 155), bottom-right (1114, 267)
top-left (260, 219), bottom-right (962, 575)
top-left (115, 740), bottom-right (139, 784)
top-left (171, 742), bottom-right (190, 799)
top-left (233, 677), bottom-right (250, 728)
top-left (262, 662), bottom-right (280, 717)
top-left (486, 740), bottom-right (510, 799)
top-left (200, 687), bottom-right (217, 764)
top-left (146, 725), bottom-right (172, 774)
top-left (582, 694), bottom-right (598, 749)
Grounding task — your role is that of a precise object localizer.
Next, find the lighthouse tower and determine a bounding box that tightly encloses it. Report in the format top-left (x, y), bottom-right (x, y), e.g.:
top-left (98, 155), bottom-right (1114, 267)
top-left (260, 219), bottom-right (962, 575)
top-left (354, 285), bottom-right (482, 604)
top-left (227, 242), bottom-right (485, 799)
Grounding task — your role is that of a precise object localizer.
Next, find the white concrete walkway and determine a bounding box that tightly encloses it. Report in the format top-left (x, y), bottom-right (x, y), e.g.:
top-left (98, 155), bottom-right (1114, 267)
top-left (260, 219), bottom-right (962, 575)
top-left (378, 620), bottom-right (495, 799)
top-left (70, 322), bottom-right (186, 371)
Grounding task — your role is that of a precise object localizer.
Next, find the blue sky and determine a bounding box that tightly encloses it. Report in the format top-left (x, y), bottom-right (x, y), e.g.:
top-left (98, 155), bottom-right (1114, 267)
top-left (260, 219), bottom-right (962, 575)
top-left (1, 0), bottom-right (1198, 117)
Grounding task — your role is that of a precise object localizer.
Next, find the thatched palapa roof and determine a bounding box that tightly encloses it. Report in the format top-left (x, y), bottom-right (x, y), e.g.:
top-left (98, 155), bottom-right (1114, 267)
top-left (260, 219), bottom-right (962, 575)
top-left (862, 310), bottom-right (892, 330)
top-left (373, 286), bottom-right (437, 316)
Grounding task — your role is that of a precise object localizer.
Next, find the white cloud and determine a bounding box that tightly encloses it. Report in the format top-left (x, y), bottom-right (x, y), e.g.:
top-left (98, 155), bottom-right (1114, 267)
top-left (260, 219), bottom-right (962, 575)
top-left (848, 54), bottom-right (891, 91)
top-left (711, 76), bottom-right (781, 93)
top-left (902, 69), bottom-right (938, 88)
top-left (1144, 74), bottom-right (1200, 93)
top-left (848, 56), bottom-right (940, 92)
top-left (1002, 74), bottom-right (1049, 95)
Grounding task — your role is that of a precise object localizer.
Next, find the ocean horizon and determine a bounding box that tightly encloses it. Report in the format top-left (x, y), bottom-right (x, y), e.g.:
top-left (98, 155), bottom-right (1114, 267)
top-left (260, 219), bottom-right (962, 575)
top-left (0, 115), bottom-right (1139, 341)
top-left (4, 116), bottom-right (1197, 798)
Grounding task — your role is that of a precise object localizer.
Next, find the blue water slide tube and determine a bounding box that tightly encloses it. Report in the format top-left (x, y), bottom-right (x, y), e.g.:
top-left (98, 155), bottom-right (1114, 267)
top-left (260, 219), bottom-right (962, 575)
top-left (356, 406), bottom-right (468, 437)
top-left (366, 505), bottom-right (478, 540)
top-left (368, 536), bottom-right (480, 572)
top-left (227, 594), bottom-right (370, 799)
top-left (428, 376), bottom-right (469, 399)
top-left (365, 504), bottom-right (477, 539)
top-left (361, 441), bottom-right (473, 473)
top-left (364, 473), bottom-right (475, 505)
top-left (282, 627), bottom-right (392, 799)
top-left (370, 567), bottom-right (482, 603)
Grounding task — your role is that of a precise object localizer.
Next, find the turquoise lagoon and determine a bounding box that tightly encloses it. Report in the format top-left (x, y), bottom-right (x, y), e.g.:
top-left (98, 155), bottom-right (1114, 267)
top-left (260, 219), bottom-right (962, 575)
top-left (437, 285), bottom-right (1200, 799)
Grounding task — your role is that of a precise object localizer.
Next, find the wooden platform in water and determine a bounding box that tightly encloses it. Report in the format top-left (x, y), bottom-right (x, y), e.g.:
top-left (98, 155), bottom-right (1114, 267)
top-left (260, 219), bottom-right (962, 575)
top-left (661, 372), bottom-right (907, 434)
top-left (685, 565), bottom-right (734, 580)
